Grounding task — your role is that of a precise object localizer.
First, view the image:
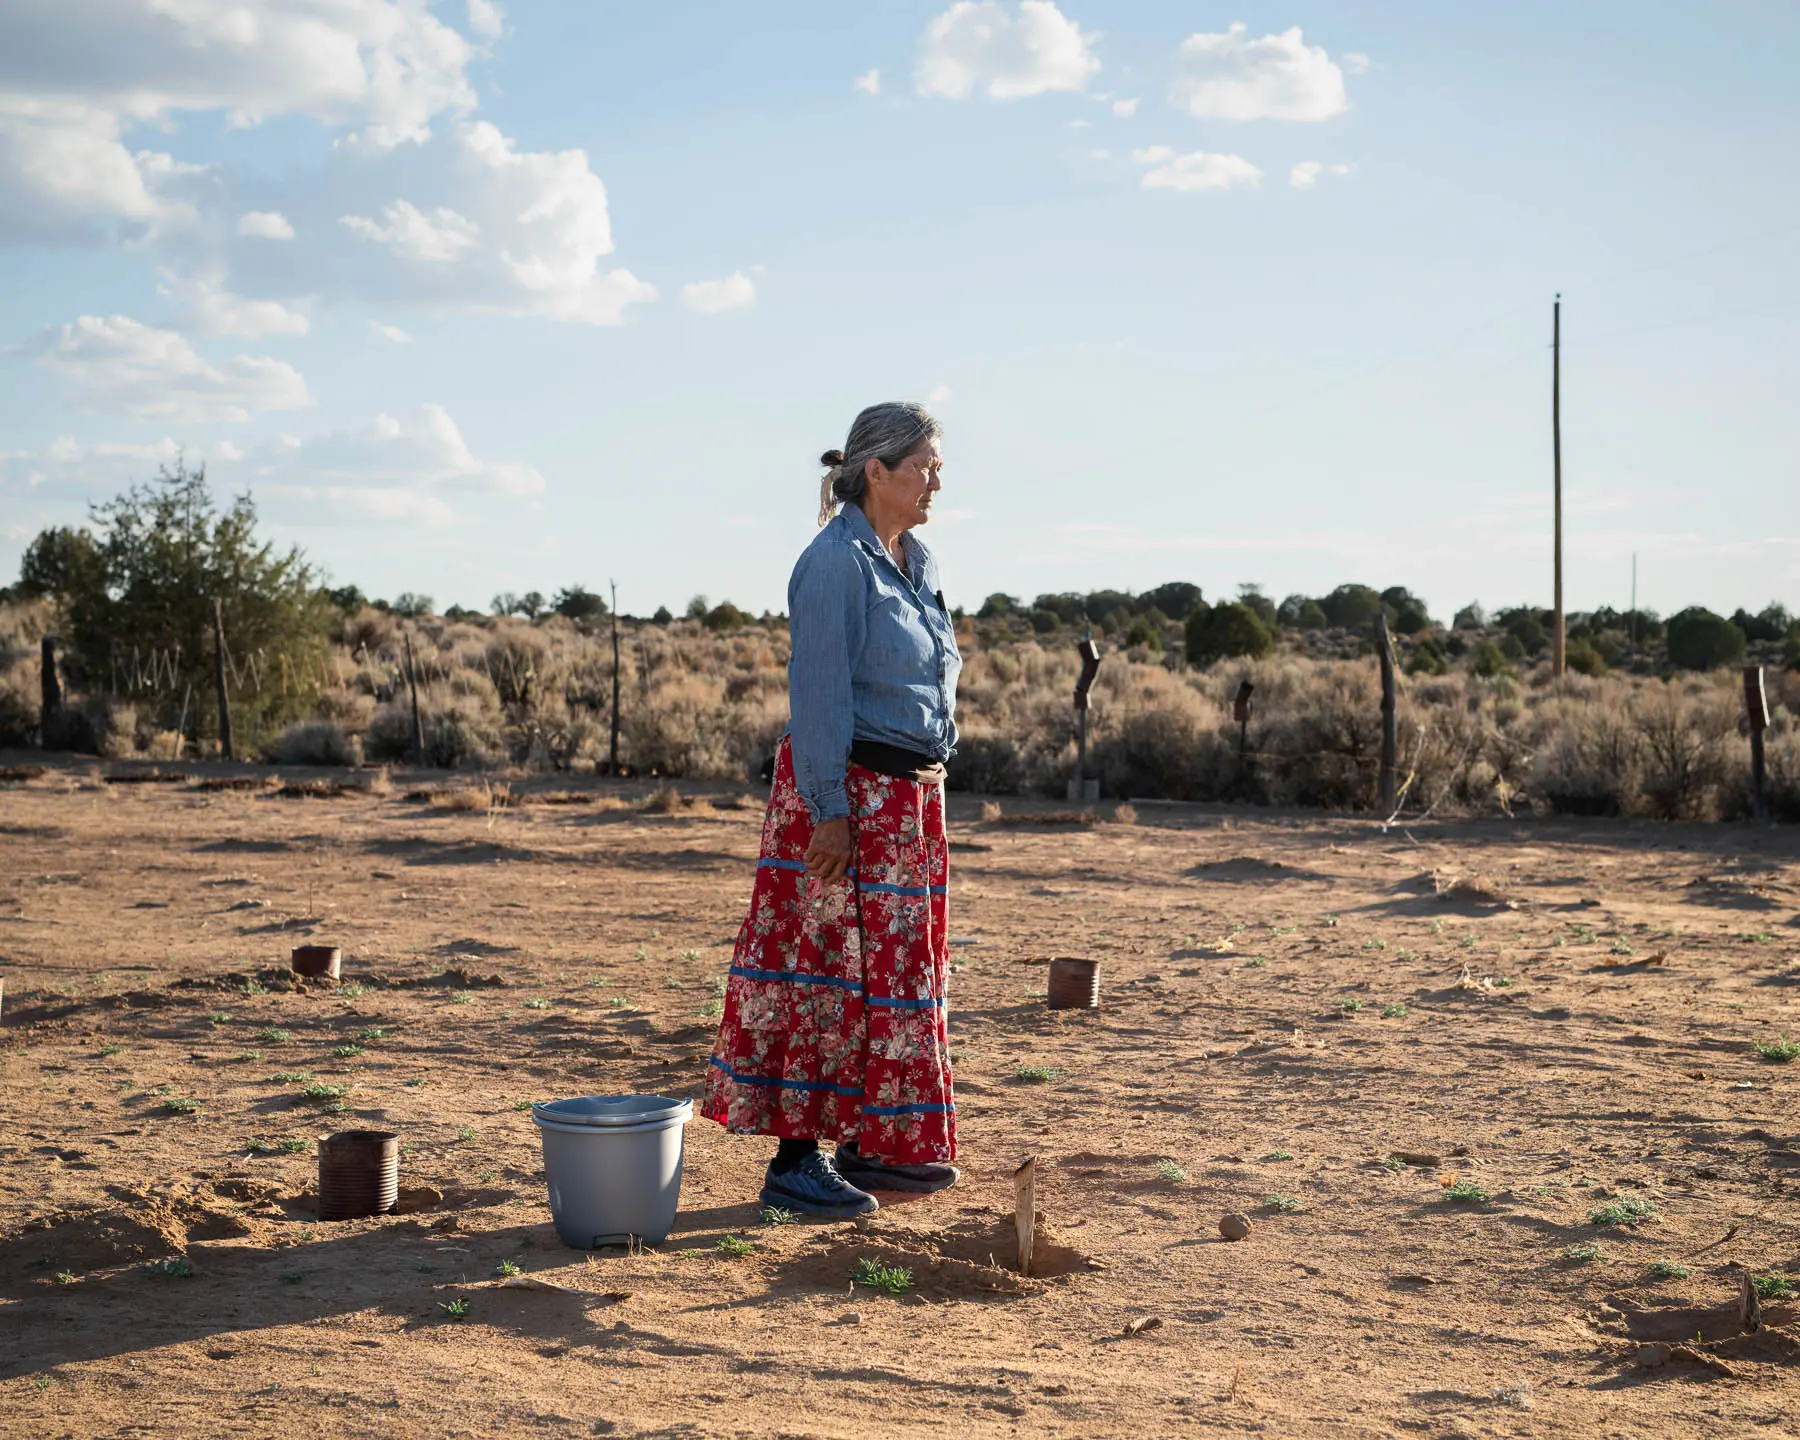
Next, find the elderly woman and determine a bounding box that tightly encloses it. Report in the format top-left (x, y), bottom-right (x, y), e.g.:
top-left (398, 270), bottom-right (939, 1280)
top-left (702, 401), bottom-right (962, 1217)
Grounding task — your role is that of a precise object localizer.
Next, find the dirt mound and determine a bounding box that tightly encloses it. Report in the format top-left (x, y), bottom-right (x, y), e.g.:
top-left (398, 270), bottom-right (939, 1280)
top-left (787, 1208), bottom-right (1092, 1300)
top-left (1592, 1292), bottom-right (1800, 1374)
top-left (8, 1178), bottom-right (287, 1275)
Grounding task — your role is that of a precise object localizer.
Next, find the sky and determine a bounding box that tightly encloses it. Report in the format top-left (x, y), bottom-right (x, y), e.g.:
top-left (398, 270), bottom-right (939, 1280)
top-left (1, 1), bottom-right (1796, 621)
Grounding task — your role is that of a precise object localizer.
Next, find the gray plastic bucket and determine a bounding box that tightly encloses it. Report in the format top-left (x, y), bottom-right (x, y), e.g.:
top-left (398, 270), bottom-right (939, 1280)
top-left (531, 1095), bottom-right (693, 1247)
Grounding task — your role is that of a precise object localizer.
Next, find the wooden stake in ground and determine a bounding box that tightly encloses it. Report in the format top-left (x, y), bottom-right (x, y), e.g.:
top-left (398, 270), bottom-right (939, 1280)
top-left (1013, 1154), bottom-right (1037, 1276)
top-left (1374, 614), bottom-right (1397, 814)
top-left (39, 636), bottom-right (62, 737)
top-left (211, 597), bottom-right (234, 762)
top-left (608, 580), bottom-right (622, 776)
top-left (403, 627), bottom-right (425, 762)
top-left (1552, 294), bottom-right (1566, 677)
top-left (1746, 666), bottom-right (1770, 820)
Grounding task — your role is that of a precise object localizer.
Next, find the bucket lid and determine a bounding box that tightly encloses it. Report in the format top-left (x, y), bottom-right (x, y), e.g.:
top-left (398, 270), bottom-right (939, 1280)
top-left (532, 1095), bottom-right (692, 1128)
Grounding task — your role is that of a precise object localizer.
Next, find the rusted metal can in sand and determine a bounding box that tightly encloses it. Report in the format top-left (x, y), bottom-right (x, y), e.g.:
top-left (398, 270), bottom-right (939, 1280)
top-left (1046, 957), bottom-right (1100, 1010)
top-left (291, 945), bottom-right (341, 980)
top-left (318, 1130), bottom-right (399, 1220)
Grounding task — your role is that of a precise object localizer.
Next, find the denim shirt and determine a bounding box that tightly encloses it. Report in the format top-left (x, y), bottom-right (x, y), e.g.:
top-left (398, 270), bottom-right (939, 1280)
top-left (786, 503), bottom-right (962, 822)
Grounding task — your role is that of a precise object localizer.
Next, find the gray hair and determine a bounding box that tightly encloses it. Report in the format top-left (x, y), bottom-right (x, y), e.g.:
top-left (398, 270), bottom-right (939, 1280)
top-left (817, 401), bottom-right (941, 527)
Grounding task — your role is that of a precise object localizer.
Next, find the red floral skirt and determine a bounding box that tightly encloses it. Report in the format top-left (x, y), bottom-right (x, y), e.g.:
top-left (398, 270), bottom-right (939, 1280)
top-left (702, 735), bottom-right (955, 1164)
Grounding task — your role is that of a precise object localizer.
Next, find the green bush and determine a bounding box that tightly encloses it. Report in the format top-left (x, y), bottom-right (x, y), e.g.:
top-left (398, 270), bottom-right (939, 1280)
top-left (703, 602), bottom-right (748, 632)
top-left (946, 736), bottom-right (1024, 794)
top-left (1317, 584), bottom-right (1383, 631)
top-left (271, 721), bottom-right (354, 766)
top-left (1500, 608), bottom-right (1547, 653)
top-left (1565, 638), bottom-right (1607, 677)
top-left (1469, 640), bottom-right (1513, 678)
top-left (1666, 608), bottom-right (1747, 671)
top-left (1123, 616), bottom-right (1164, 652)
top-left (1185, 603), bottom-right (1274, 667)
top-left (1028, 609), bottom-right (1060, 634)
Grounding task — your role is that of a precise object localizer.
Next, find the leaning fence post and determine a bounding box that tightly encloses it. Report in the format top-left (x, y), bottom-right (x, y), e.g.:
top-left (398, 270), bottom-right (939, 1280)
top-left (1745, 665), bottom-right (1770, 820)
top-left (40, 636), bottom-right (63, 743)
top-left (212, 597), bottom-right (234, 761)
top-left (403, 628), bottom-right (426, 763)
top-left (1374, 614), bottom-right (1397, 813)
top-left (1233, 679), bottom-right (1255, 796)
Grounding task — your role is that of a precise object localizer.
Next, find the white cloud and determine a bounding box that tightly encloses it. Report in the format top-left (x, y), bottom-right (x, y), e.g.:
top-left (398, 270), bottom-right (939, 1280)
top-left (341, 200), bottom-right (481, 264)
top-left (159, 272), bottom-right (310, 339)
top-left (243, 403), bottom-right (543, 526)
top-left (681, 272), bottom-right (757, 315)
top-left (29, 314), bottom-right (312, 423)
top-left (1170, 24), bottom-right (1348, 122)
top-left (236, 211), bottom-right (295, 240)
top-left (0, 1), bottom-right (481, 240)
top-left (1342, 53), bottom-right (1371, 75)
top-left (369, 320), bottom-right (412, 343)
top-left (467, 0), bottom-right (505, 41)
top-left (1132, 147), bottom-right (1261, 193)
top-left (917, 2), bottom-right (1100, 101)
top-left (855, 69), bottom-right (882, 95)
top-left (1289, 160), bottom-right (1354, 190)
top-left (1111, 97), bottom-right (1138, 118)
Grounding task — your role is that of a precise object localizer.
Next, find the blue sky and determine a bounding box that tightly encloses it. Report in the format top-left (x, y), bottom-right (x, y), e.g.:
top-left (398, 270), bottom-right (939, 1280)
top-left (1, 1), bottom-right (1795, 620)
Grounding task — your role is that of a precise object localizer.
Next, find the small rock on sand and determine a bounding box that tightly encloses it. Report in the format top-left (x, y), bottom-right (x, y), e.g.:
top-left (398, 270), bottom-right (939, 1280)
top-left (1219, 1213), bottom-right (1252, 1241)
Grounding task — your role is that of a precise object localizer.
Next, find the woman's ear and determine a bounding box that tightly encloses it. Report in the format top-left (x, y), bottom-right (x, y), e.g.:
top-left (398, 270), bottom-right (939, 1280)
top-left (864, 456), bottom-right (885, 489)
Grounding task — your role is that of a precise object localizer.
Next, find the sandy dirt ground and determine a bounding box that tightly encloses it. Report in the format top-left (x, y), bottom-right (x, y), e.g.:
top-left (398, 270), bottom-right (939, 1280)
top-left (2, 756), bottom-right (1798, 1439)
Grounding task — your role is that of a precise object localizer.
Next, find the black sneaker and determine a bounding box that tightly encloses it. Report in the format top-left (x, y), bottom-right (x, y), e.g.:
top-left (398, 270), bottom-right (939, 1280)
top-left (834, 1141), bottom-right (960, 1194)
top-left (759, 1150), bottom-right (878, 1218)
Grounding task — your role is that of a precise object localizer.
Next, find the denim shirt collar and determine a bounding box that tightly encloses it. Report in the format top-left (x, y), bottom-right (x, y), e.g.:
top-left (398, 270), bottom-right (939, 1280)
top-left (840, 502), bottom-right (932, 592)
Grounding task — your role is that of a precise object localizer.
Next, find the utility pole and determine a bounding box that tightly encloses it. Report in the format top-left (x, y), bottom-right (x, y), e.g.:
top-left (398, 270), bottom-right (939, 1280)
top-left (212, 597), bottom-right (234, 761)
top-left (1630, 553), bottom-right (1638, 652)
top-left (608, 580), bottom-right (621, 776)
top-left (1551, 294), bottom-right (1566, 677)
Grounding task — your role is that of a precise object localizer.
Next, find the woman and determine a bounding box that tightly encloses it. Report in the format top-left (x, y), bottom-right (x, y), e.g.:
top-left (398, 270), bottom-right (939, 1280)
top-left (702, 401), bottom-right (962, 1218)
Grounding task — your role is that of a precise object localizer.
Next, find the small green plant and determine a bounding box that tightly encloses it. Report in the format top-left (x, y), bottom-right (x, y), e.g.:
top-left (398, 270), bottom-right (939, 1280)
top-left (760, 1206), bottom-right (798, 1226)
top-left (1319, 914), bottom-right (1339, 928)
top-left (585, 976), bottom-right (612, 988)
top-left (634, 946), bottom-right (650, 961)
top-left (1430, 918), bottom-right (1445, 936)
top-left (54, 1270), bottom-right (78, 1285)
top-left (513, 1099), bottom-right (534, 1111)
top-left (698, 999), bottom-right (724, 1020)
top-left (1459, 932), bottom-right (1478, 950)
top-left (493, 1259), bottom-right (522, 1277)
top-left (1753, 1274), bottom-right (1797, 1300)
top-left (416, 1261), bottom-right (434, 1273)
top-left (1751, 931), bottom-right (1775, 944)
top-left (404, 1077), bottom-right (426, 1088)
top-left (144, 1256), bottom-right (194, 1279)
top-left (330, 1044), bottom-right (364, 1059)
top-left (679, 949), bottom-right (701, 962)
top-left (1154, 1159), bottom-right (1189, 1183)
top-left (339, 983), bottom-right (366, 999)
top-left (439, 1298), bottom-right (470, 1320)
top-left (1394, 948), bottom-right (1415, 962)
top-left (355, 1027), bottom-right (387, 1041)
top-left (1378, 1157), bottom-right (1405, 1175)
top-left (457, 1126), bottom-right (476, 1142)
top-left (1492, 976), bottom-right (1514, 987)
top-left (1271, 924), bottom-right (1297, 936)
top-left (851, 1257), bottom-right (914, 1294)
top-left (280, 1138), bottom-right (311, 1154)
top-left (1381, 1003), bottom-right (1409, 1019)
top-left (243, 978), bottom-right (268, 995)
top-left (1589, 1197), bottom-right (1657, 1227)
top-left (1265, 1194), bottom-right (1302, 1213)
top-left (208, 1011), bottom-right (231, 1025)
top-left (1563, 1241), bottom-right (1609, 1264)
top-left (159, 1097), bottom-right (202, 1115)
top-left (479, 1170), bottom-right (497, 1183)
top-left (1260, 1150), bottom-right (1296, 1162)
top-left (1646, 1260), bottom-right (1691, 1281)
top-left (1754, 1035), bottom-right (1800, 1063)
top-left (98, 1043), bottom-right (123, 1057)
top-left (1338, 999), bottom-right (1366, 1013)
top-left (716, 1235), bottom-right (754, 1258)
top-left (268, 1070), bottom-right (311, 1083)
top-left (1611, 939), bottom-right (1635, 956)
top-left (1014, 1064), bottom-right (1063, 1083)
top-left (1445, 1180), bottom-right (1491, 1204)
top-left (1242, 958), bottom-right (1267, 968)
top-left (608, 997), bottom-right (631, 1010)
top-left (280, 1271), bottom-right (304, 1285)
top-left (450, 990), bottom-right (475, 1005)
top-left (522, 998), bottom-right (550, 1010)
top-left (236, 1049), bottom-right (264, 1062)
top-left (254, 1028), bottom-right (293, 1044)
top-left (1571, 923), bottom-right (1598, 943)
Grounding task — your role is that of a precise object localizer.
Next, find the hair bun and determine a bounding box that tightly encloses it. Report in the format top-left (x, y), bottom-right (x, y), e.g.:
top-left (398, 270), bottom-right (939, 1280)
top-left (820, 449), bottom-right (845, 467)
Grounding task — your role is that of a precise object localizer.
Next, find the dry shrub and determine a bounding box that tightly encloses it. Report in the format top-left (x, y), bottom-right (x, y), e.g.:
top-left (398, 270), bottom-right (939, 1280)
top-left (431, 785), bottom-right (490, 812)
top-left (342, 606), bottom-right (397, 655)
top-left (1112, 802), bottom-right (1139, 826)
top-left (1631, 684), bottom-right (1735, 820)
top-left (365, 688), bottom-right (503, 770)
top-left (361, 766), bottom-right (393, 796)
top-left (0, 663), bottom-right (40, 747)
top-left (271, 721), bottom-right (355, 767)
top-left (642, 785), bottom-right (715, 816)
top-left (978, 799), bottom-right (1003, 823)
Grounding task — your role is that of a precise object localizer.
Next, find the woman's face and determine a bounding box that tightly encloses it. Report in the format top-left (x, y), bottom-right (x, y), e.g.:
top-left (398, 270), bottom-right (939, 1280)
top-left (867, 436), bottom-right (943, 530)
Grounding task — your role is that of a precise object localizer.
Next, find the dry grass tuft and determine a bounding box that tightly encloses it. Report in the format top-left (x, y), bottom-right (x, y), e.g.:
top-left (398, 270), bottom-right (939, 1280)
top-left (1112, 802), bottom-right (1139, 826)
top-left (641, 785), bottom-right (715, 816)
top-left (978, 800), bottom-right (1003, 824)
top-left (1429, 870), bottom-right (1516, 908)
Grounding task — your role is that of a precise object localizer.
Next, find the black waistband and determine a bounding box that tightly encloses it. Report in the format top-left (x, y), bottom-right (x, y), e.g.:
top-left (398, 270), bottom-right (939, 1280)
top-left (850, 739), bottom-right (946, 781)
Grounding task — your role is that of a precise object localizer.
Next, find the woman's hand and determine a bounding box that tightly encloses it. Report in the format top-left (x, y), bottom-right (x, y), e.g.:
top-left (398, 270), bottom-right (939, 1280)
top-left (804, 817), bottom-right (853, 883)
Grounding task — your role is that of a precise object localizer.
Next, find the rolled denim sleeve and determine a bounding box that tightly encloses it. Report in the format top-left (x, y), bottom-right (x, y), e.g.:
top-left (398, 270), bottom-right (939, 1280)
top-left (786, 541), bottom-right (865, 823)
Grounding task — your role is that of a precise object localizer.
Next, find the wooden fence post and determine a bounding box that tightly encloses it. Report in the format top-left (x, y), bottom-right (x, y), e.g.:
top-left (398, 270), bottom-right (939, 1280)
top-left (1375, 614), bottom-right (1397, 814)
top-left (1745, 665), bottom-right (1769, 820)
top-left (212, 597), bottom-right (234, 761)
top-left (403, 628), bottom-right (426, 763)
top-left (39, 636), bottom-right (62, 739)
top-left (608, 581), bottom-right (621, 776)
